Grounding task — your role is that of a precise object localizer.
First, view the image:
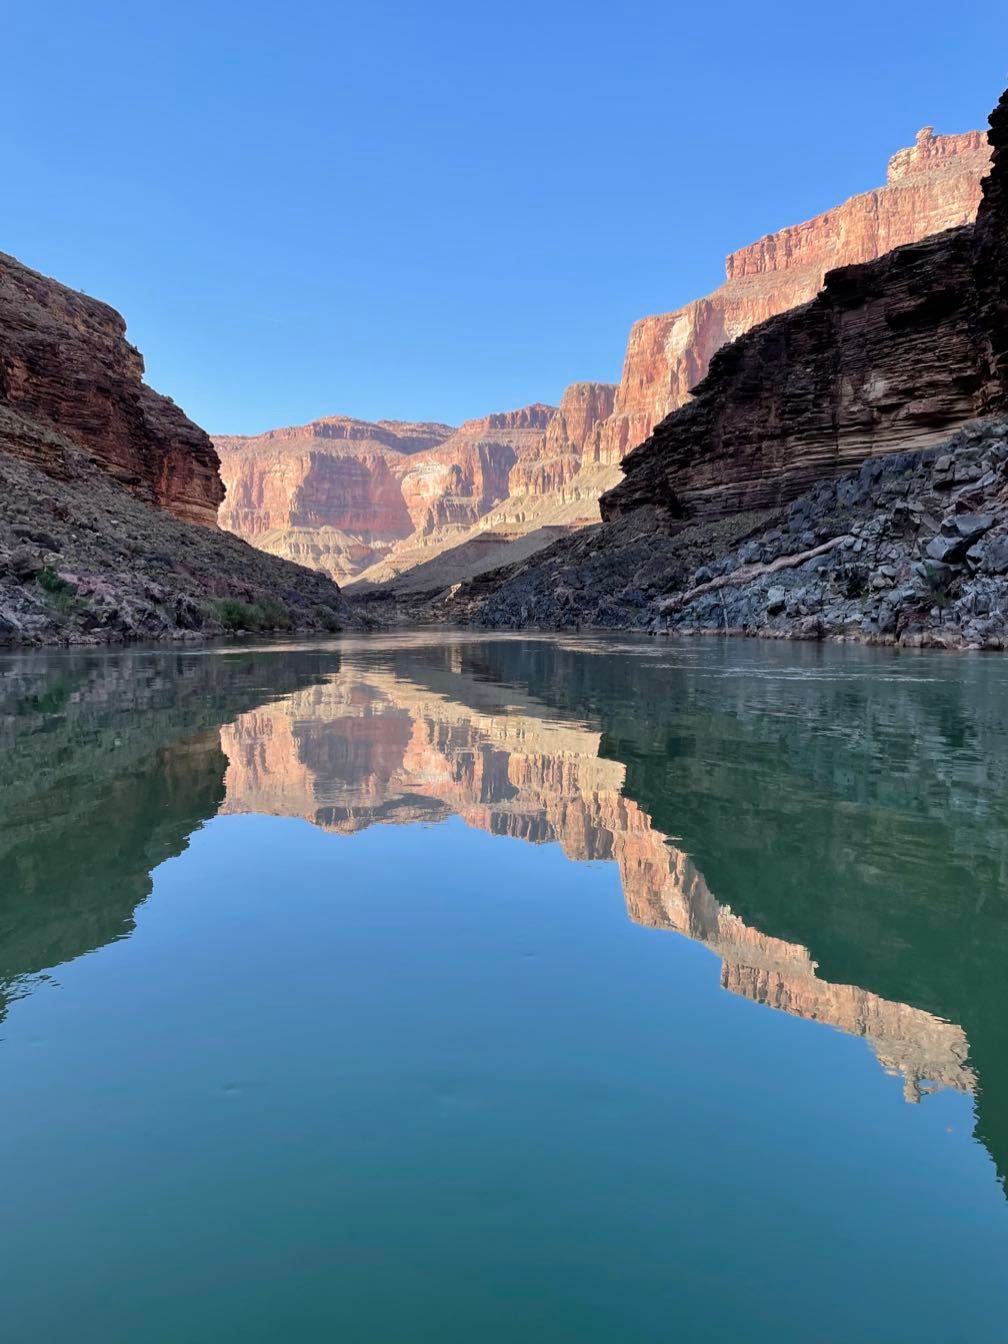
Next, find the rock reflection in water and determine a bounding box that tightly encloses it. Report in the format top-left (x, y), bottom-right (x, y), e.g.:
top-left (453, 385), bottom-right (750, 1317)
top-left (219, 664), bottom-right (974, 1106)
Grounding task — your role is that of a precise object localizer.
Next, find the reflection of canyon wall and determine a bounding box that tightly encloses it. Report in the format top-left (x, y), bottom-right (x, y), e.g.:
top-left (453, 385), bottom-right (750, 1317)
top-left (220, 665), bottom-right (973, 1102)
top-left (0, 648), bottom-right (345, 1020)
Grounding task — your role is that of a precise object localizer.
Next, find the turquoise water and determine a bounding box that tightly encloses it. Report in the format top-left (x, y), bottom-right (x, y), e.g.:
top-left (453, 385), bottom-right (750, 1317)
top-left (2, 634), bottom-right (1007, 1341)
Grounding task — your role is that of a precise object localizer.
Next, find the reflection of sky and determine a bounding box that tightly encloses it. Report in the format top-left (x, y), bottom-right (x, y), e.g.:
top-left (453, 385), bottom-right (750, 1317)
top-left (3, 812), bottom-right (1007, 1342)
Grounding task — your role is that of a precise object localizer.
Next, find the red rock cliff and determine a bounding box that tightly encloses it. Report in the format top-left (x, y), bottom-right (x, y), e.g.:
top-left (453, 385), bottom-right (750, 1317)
top-left (602, 92), bottom-right (1008, 524)
top-left (594, 128), bottom-right (991, 467)
top-left (215, 416), bottom-right (456, 580)
top-left (0, 251), bottom-right (223, 527)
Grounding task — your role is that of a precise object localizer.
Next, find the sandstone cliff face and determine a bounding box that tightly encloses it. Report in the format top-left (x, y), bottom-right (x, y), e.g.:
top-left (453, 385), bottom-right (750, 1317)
top-left (0, 252), bottom-right (223, 526)
top-left (216, 417), bottom-right (456, 581)
top-left (593, 128), bottom-right (991, 468)
top-left (507, 383), bottom-right (617, 499)
top-left (347, 386), bottom-right (619, 592)
top-left (602, 95), bottom-right (1007, 526)
top-left (218, 123), bottom-right (989, 591)
top-left (216, 409), bottom-right (559, 583)
top-left (397, 405), bottom-right (555, 536)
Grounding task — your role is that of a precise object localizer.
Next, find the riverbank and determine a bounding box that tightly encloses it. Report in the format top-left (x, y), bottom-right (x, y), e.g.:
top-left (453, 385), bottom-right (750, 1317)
top-left (0, 426), bottom-right (358, 646)
top-left (443, 419), bottom-right (1008, 651)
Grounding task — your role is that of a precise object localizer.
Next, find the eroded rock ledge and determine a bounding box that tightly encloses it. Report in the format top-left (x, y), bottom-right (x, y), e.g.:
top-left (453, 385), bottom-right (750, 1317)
top-left (602, 89), bottom-right (1008, 526)
top-left (458, 420), bottom-right (1008, 650)
top-left (0, 252), bottom-right (224, 526)
top-left (0, 411), bottom-right (356, 645)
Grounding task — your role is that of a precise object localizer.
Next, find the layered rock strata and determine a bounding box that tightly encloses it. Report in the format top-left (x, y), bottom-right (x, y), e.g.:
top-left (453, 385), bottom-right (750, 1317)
top-left (0, 412), bottom-right (355, 645)
top-left (595, 128), bottom-right (991, 468)
top-left (463, 420), bottom-right (1008, 649)
top-left (0, 251), bottom-right (223, 526)
top-left (216, 407), bottom-right (562, 585)
top-left (354, 392), bottom-right (623, 594)
top-left (603, 93), bottom-right (1007, 525)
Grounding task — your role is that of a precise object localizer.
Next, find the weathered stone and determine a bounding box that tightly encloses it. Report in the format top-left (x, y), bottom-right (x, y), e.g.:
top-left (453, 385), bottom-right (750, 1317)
top-left (980, 536), bottom-right (1008, 574)
top-left (0, 253), bottom-right (222, 526)
top-left (926, 534), bottom-right (970, 563)
top-left (10, 547), bottom-right (42, 581)
top-left (602, 90), bottom-right (1008, 530)
top-left (955, 513), bottom-right (995, 539)
top-left (766, 586), bottom-right (787, 614)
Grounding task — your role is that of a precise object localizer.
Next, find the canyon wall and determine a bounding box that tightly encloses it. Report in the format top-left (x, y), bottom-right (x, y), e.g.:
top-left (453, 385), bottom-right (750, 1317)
top-left (975, 89), bottom-right (1008, 407)
top-left (216, 417), bottom-right (455, 579)
top-left (592, 128), bottom-right (991, 468)
top-left (217, 404), bottom-right (564, 585)
top-left (217, 122), bottom-right (990, 589)
top-left (602, 96), bottom-right (1007, 524)
top-left (352, 392), bottom-right (620, 590)
top-left (0, 251), bottom-right (223, 526)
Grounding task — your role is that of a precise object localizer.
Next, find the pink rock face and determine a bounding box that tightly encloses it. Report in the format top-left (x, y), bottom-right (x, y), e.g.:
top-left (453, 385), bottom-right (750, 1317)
top-left (218, 405), bottom-right (570, 583)
top-left (0, 251), bottom-right (223, 527)
top-left (594, 128), bottom-right (992, 467)
top-left (217, 122), bottom-right (990, 585)
top-left (215, 417), bottom-right (457, 579)
top-left (396, 405), bottom-right (555, 535)
top-left (508, 382), bottom-right (617, 497)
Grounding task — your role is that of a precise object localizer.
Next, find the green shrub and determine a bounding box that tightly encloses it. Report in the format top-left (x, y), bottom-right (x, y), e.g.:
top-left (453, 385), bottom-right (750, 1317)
top-left (313, 605), bottom-right (343, 632)
top-left (36, 567), bottom-right (80, 613)
top-left (216, 598), bottom-right (292, 632)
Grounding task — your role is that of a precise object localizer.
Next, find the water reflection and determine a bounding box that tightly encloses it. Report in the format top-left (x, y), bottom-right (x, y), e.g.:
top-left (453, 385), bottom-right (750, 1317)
top-left (2, 634), bottom-right (1006, 1192)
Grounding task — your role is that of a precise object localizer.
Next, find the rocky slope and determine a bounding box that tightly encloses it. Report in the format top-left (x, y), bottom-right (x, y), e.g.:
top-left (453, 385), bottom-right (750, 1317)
top-left (467, 419), bottom-right (1008, 649)
top-left (0, 414), bottom-right (355, 644)
top-left (0, 253), bottom-right (357, 644)
top-left (0, 251), bottom-right (223, 526)
top-left (216, 125), bottom-right (988, 598)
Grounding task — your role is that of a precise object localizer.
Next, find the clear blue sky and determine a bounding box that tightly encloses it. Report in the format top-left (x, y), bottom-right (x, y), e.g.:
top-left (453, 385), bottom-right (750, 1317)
top-left (4, 2), bottom-right (1006, 434)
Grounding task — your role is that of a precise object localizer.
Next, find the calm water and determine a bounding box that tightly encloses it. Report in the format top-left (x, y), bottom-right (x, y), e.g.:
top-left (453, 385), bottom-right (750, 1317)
top-left (2, 633), bottom-right (1008, 1341)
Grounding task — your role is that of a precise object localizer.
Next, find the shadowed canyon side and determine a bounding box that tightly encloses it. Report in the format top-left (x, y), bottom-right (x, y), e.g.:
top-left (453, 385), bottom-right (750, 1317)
top-left (0, 648), bottom-right (346, 1020)
top-left (0, 252), bottom-right (223, 526)
top-left (217, 661), bottom-right (974, 1108)
top-left (602, 100), bottom-right (1007, 525)
top-left (215, 125), bottom-right (990, 593)
top-left (595, 127), bottom-right (992, 467)
top-left (463, 90), bottom-right (1008, 644)
top-left (0, 256), bottom-right (357, 645)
